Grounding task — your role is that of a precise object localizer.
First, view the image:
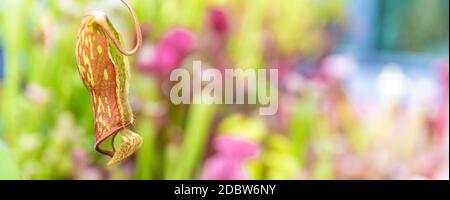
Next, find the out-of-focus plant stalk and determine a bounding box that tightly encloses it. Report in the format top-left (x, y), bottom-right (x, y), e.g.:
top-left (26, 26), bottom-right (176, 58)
top-left (289, 95), bottom-right (317, 168)
top-left (135, 0), bottom-right (159, 33)
top-left (171, 94), bottom-right (216, 179)
top-left (229, 0), bottom-right (268, 69)
top-left (132, 74), bottom-right (160, 180)
top-left (136, 118), bottom-right (157, 179)
top-left (0, 0), bottom-right (28, 143)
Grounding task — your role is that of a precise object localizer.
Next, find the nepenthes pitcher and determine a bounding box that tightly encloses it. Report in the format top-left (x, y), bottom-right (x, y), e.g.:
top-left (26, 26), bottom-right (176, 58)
top-left (75, 0), bottom-right (142, 165)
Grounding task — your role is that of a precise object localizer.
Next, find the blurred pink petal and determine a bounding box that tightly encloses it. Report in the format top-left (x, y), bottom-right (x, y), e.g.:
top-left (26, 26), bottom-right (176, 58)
top-left (151, 45), bottom-right (181, 73)
top-left (161, 28), bottom-right (197, 56)
top-left (203, 136), bottom-right (260, 180)
top-left (208, 8), bottom-right (230, 35)
top-left (432, 59), bottom-right (449, 143)
top-left (215, 135), bottom-right (260, 157)
top-left (137, 28), bottom-right (196, 74)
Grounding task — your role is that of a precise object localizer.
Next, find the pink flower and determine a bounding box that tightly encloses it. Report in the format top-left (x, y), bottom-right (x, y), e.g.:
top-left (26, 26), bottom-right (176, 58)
top-left (160, 28), bottom-right (197, 56)
top-left (137, 28), bottom-right (196, 75)
top-left (432, 59), bottom-right (449, 143)
top-left (151, 45), bottom-right (181, 74)
top-left (202, 7), bottom-right (232, 68)
top-left (202, 136), bottom-right (260, 180)
top-left (208, 8), bottom-right (230, 35)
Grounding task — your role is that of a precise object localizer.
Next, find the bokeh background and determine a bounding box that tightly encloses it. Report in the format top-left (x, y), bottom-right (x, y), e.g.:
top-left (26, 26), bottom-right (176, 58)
top-left (0, 0), bottom-right (448, 180)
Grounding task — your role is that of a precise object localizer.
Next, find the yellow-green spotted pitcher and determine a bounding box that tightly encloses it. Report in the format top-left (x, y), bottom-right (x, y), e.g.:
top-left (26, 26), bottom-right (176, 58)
top-left (75, 0), bottom-right (142, 166)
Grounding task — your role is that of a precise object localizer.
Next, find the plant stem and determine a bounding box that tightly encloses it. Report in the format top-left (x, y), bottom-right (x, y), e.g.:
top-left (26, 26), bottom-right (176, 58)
top-left (171, 96), bottom-right (216, 179)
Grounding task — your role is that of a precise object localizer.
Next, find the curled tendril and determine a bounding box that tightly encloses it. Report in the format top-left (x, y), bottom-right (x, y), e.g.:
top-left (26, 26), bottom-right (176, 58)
top-left (86, 0), bottom-right (142, 56)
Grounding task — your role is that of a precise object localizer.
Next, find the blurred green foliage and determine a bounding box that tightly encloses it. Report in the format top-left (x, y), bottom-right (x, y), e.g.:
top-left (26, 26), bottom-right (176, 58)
top-left (3, 0), bottom-right (444, 181)
top-left (0, 0), bottom-right (347, 180)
